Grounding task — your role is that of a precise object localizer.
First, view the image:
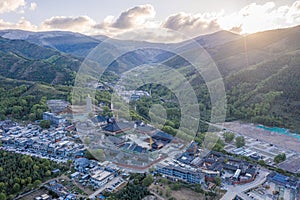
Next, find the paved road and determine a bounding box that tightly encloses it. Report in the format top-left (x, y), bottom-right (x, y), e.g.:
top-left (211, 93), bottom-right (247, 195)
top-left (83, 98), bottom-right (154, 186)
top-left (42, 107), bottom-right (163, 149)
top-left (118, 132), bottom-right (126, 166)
top-left (221, 170), bottom-right (269, 200)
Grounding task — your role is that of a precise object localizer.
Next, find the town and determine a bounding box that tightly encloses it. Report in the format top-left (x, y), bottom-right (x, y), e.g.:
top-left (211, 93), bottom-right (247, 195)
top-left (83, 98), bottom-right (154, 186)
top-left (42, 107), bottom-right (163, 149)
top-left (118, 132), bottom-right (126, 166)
top-left (1, 102), bottom-right (300, 200)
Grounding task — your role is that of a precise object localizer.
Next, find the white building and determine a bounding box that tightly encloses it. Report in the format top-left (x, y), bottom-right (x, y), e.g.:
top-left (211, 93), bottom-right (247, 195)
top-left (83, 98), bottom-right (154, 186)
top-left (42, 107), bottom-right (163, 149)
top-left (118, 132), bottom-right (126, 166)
top-left (90, 170), bottom-right (114, 187)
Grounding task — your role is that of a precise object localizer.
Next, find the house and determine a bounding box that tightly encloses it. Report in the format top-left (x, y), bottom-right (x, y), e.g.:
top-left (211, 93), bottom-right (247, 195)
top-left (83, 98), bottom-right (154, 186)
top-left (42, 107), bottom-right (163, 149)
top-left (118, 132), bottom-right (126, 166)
top-left (74, 158), bottom-right (91, 172)
top-left (65, 194), bottom-right (76, 200)
top-left (70, 172), bottom-right (80, 179)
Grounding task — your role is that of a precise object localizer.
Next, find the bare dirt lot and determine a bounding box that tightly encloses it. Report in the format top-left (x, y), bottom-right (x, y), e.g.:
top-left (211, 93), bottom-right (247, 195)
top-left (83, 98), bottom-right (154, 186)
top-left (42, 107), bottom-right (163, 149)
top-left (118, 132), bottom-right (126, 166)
top-left (220, 121), bottom-right (300, 153)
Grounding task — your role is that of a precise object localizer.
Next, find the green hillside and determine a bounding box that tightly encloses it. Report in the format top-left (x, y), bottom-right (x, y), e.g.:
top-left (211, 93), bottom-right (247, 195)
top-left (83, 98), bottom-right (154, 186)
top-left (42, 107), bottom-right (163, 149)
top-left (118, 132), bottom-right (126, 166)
top-left (0, 37), bottom-right (80, 85)
top-left (0, 76), bottom-right (70, 121)
top-left (0, 26), bottom-right (299, 132)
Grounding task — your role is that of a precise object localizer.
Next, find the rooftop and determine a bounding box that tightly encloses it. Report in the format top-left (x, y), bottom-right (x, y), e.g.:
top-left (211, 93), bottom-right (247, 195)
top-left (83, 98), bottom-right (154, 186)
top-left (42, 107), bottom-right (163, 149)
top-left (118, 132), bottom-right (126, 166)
top-left (92, 170), bottom-right (112, 181)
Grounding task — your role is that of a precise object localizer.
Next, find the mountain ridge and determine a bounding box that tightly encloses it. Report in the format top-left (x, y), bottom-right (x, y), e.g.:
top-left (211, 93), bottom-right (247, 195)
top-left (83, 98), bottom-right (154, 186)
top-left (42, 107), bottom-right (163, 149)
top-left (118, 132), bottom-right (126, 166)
top-left (0, 25), bottom-right (300, 131)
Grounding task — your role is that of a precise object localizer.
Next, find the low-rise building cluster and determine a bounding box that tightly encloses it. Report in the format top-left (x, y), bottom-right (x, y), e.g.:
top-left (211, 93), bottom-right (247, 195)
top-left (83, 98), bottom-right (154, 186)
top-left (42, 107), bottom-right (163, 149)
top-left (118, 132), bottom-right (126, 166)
top-left (156, 142), bottom-right (258, 187)
top-left (0, 120), bottom-right (85, 163)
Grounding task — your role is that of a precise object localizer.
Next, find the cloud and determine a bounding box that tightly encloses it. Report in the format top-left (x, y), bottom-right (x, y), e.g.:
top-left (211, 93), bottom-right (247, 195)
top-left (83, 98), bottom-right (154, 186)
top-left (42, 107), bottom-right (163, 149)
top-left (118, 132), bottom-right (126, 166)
top-left (42, 16), bottom-right (96, 32)
top-left (230, 25), bottom-right (242, 33)
top-left (219, 1), bottom-right (300, 33)
top-left (0, 17), bottom-right (37, 30)
top-left (96, 4), bottom-right (156, 30)
top-left (29, 2), bottom-right (37, 11)
top-left (0, 0), bottom-right (25, 13)
top-left (1, 1), bottom-right (300, 42)
top-left (162, 12), bottom-right (221, 37)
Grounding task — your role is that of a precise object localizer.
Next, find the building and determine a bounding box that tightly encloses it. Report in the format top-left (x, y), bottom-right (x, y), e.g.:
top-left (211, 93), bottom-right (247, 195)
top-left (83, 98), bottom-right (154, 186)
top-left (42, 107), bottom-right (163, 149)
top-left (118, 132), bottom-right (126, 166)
top-left (108, 135), bottom-right (125, 147)
top-left (151, 131), bottom-right (173, 150)
top-left (130, 90), bottom-right (150, 101)
top-left (43, 112), bottom-right (65, 125)
top-left (74, 158), bottom-right (91, 172)
top-left (182, 151), bottom-right (257, 184)
top-left (156, 164), bottom-right (204, 184)
top-left (90, 170), bottom-right (114, 187)
top-left (70, 172), bottom-right (80, 179)
top-left (102, 120), bottom-right (132, 135)
top-left (91, 115), bottom-right (107, 126)
top-left (267, 172), bottom-right (300, 200)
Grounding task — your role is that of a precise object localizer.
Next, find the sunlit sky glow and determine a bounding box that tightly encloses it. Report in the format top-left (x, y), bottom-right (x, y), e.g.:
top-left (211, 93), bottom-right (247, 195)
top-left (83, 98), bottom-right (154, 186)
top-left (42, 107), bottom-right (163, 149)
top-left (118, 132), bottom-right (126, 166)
top-left (0, 0), bottom-right (299, 40)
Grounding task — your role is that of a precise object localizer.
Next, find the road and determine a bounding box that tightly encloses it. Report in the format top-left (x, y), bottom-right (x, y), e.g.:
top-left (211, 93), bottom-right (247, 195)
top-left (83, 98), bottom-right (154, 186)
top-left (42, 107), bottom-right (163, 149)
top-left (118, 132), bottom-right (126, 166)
top-left (220, 169), bottom-right (269, 200)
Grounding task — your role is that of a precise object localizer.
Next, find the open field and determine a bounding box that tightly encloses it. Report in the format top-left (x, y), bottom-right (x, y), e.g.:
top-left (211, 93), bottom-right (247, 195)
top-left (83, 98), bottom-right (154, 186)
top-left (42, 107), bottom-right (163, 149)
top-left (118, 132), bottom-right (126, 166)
top-left (221, 121), bottom-right (300, 152)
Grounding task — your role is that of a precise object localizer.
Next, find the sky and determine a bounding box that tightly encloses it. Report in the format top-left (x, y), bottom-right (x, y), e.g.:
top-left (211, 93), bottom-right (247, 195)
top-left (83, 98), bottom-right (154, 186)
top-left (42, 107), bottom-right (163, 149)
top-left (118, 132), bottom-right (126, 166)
top-left (0, 0), bottom-right (300, 41)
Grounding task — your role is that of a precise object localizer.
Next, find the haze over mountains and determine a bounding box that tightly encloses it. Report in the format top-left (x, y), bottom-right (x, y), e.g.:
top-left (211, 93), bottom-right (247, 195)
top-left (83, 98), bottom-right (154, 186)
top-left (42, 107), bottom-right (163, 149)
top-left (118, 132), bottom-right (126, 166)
top-left (0, 25), bottom-right (299, 131)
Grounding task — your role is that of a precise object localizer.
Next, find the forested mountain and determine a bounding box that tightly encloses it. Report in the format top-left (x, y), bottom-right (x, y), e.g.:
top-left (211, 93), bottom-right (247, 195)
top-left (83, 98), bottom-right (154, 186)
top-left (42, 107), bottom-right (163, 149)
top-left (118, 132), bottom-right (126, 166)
top-left (0, 36), bottom-right (80, 84)
top-left (211, 26), bottom-right (300, 130)
top-left (0, 25), bottom-right (299, 131)
top-left (0, 30), bottom-right (100, 57)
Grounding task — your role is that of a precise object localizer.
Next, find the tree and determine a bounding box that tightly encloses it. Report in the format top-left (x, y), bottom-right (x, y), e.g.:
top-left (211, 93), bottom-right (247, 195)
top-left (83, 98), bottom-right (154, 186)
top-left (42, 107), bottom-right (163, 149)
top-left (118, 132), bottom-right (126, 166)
top-left (165, 187), bottom-right (171, 197)
top-left (0, 182), bottom-right (5, 191)
top-left (258, 160), bottom-right (266, 166)
top-left (171, 182), bottom-right (182, 191)
top-left (0, 193), bottom-right (6, 200)
top-left (12, 183), bottom-right (20, 193)
top-left (39, 120), bottom-right (50, 129)
top-left (45, 170), bottom-right (51, 177)
top-left (235, 136), bottom-right (245, 148)
top-left (274, 153), bottom-right (286, 164)
top-left (213, 139), bottom-right (225, 152)
top-left (33, 180), bottom-right (42, 188)
top-left (142, 174), bottom-right (153, 187)
top-left (213, 176), bottom-right (222, 186)
top-left (223, 132), bottom-right (235, 143)
top-left (91, 149), bottom-right (105, 161)
top-left (162, 126), bottom-right (177, 136)
top-left (102, 106), bottom-right (112, 117)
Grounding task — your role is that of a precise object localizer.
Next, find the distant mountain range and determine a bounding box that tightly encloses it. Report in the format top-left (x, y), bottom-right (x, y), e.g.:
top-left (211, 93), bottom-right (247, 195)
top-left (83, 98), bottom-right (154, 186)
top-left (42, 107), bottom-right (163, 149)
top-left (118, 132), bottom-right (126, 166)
top-left (0, 25), bottom-right (299, 131)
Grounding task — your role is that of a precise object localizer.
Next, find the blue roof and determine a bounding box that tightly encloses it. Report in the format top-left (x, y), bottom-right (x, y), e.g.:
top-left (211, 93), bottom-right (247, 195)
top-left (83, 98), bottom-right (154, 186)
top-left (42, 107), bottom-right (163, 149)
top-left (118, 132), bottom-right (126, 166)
top-left (272, 174), bottom-right (289, 184)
